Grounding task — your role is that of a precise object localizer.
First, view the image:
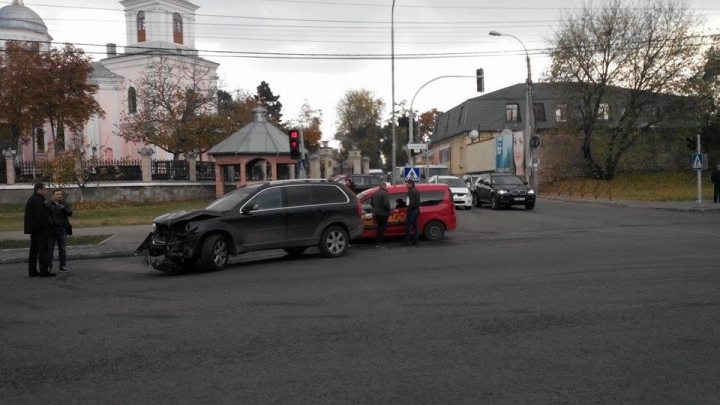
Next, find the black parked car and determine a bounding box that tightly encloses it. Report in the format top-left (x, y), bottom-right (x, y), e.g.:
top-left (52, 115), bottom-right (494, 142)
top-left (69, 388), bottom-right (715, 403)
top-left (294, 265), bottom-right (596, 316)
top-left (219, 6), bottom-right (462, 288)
top-left (136, 180), bottom-right (364, 274)
top-left (472, 173), bottom-right (536, 210)
top-left (331, 174), bottom-right (384, 194)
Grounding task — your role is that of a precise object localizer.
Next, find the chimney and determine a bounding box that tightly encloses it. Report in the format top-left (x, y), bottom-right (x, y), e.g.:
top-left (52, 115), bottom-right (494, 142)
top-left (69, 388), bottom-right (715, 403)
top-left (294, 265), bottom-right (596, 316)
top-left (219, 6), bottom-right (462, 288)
top-left (106, 43), bottom-right (117, 57)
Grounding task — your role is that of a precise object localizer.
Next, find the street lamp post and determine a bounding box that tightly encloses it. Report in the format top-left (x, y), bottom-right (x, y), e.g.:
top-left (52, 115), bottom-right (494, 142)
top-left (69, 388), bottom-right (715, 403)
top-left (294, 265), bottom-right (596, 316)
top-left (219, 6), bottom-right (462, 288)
top-left (489, 30), bottom-right (538, 193)
top-left (391, 0), bottom-right (397, 184)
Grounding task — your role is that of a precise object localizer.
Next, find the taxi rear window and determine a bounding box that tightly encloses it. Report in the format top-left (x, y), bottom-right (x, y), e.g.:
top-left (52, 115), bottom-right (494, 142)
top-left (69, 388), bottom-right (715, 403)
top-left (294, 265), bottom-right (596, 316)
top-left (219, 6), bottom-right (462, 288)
top-left (420, 190), bottom-right (445, 206)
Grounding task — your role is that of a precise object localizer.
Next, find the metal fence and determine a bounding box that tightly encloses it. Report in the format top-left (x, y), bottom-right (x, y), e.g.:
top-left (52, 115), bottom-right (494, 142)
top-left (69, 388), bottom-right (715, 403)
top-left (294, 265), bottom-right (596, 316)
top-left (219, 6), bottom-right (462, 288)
top-left (85, 159), bottom-right (142, 182)
top-left (196, 161), bottom-right (215, 181)
top-left (152, 159), bottom-right (189, 181)
top-left (2, 158), bottom-right (215, 184)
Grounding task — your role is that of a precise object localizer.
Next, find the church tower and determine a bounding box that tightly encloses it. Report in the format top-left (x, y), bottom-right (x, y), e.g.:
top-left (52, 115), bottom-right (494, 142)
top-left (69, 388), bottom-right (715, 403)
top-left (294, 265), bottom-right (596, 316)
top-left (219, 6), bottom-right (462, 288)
top-left (120, 0), bottom-right (198, 55)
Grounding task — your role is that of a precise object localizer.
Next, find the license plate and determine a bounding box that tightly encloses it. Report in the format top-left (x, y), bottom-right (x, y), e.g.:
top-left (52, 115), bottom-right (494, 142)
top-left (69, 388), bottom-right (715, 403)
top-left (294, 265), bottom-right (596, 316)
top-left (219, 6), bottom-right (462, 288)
top-left (515, 197), bottom-right (525, 201)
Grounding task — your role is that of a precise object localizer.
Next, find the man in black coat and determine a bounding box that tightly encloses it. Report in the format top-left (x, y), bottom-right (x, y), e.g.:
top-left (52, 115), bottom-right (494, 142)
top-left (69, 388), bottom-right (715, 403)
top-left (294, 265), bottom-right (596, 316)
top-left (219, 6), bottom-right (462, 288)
top-left (46, 189), bottom-right (73, 272)
top-left (371, 182), bottom-right (391, 248)
top-left (24, 183), bottom-right (55, 278)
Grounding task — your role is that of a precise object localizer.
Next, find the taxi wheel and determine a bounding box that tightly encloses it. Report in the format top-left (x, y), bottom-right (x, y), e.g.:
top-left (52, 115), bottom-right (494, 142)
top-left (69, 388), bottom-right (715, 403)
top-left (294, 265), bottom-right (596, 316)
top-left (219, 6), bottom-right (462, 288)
top-left (423, 220), bottom-right (445, 241)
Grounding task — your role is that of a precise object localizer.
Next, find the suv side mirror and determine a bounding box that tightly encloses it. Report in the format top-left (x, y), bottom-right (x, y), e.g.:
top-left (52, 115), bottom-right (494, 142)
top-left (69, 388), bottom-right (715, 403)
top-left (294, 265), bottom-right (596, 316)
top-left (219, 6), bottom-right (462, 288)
top-left (523, 181), bottom-right (528, 185)
top-left (242, 203), bottom-right (259, 214)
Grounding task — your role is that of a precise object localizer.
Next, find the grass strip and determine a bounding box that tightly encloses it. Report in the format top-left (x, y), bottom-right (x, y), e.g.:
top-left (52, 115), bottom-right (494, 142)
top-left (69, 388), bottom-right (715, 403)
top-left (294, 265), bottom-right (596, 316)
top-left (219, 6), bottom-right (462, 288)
top-left (0, 234), bottom-right (114, 250)
top-left (0, 199), bottom-right (210, 232)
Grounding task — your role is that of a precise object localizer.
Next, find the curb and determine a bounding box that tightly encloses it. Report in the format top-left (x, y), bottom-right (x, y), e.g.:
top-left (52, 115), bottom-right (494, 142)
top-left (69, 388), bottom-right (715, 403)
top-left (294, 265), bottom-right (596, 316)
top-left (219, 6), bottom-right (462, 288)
top-left (0, 250), bottom-right (135, 264)
top-left (542, 196), bottom-right (720, 213)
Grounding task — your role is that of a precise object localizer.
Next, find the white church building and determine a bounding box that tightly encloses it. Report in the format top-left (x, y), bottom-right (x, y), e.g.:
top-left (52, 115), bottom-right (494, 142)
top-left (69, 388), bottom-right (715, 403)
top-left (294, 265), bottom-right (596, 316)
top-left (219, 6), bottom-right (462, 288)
top-left (0, 0), bottom-right (219, 162)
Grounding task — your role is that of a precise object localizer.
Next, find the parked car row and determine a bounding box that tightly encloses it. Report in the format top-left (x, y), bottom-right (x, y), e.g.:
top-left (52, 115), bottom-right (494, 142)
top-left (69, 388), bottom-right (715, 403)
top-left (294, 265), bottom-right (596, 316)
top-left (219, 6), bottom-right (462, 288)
top-left (136, 172), bottom-right (536, 274)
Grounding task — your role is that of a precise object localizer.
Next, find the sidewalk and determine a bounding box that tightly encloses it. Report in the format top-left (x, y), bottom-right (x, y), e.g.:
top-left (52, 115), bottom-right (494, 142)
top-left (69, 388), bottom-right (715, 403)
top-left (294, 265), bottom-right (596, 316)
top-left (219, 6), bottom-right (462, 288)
top-left (0, 225), bottom-right (150, 264)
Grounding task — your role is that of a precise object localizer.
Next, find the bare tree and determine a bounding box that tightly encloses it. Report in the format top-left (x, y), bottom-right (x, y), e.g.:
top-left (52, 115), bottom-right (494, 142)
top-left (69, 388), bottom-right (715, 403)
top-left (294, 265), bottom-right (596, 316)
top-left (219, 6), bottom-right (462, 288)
top-left (547, 0), bottom-right (704, 179)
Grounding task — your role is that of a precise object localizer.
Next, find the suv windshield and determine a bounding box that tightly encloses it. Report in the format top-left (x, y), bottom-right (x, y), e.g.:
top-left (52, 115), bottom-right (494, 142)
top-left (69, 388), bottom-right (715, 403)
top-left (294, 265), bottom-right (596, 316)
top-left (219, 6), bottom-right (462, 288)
top-left (492, 176), bottom-right (524, 186)
top-left (205, 185), bottom-right (261, 211)
top-left (439, 177), bottom-right (466, 188)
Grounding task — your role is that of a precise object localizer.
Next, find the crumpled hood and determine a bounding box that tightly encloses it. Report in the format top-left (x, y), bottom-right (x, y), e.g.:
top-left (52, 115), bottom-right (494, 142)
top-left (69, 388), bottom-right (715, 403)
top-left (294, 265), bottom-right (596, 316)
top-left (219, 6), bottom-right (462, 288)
top-left (153, 209), bottom-right (223, 226)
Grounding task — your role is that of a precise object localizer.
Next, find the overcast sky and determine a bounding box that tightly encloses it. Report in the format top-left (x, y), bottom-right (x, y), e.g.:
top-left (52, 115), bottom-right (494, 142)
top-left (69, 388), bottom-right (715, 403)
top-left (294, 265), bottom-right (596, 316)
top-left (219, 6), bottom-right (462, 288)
top-left (15, 0), bottom-right (720, 145)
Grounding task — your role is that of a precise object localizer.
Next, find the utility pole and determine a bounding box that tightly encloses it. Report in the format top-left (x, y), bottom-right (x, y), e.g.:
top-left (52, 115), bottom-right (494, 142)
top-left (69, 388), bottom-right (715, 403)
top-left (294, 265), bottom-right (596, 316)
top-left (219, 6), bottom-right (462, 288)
top-left (696, 134), bottom-right (702, 204)
top-left (299, 128), bottom-right (306, 179)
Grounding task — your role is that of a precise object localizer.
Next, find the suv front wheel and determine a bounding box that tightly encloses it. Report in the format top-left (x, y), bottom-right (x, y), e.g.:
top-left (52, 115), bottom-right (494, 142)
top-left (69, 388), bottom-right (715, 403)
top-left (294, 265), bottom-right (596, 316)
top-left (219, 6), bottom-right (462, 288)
top-left (319, 225), bottom-right (349, 258)
top-left (199, 234), bottom-right (229, 272)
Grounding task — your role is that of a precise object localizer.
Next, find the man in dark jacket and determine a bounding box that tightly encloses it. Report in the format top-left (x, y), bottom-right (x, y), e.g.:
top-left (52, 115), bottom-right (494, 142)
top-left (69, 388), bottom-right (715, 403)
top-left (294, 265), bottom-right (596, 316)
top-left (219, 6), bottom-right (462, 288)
top-left (712, 164), bottom-right (720, 204)
top-left (404, 179), bottom-right (421, 246)
top-left (371, 182), bottom-right (391, 247)
top-left (46, 189), bottom-right (73, 272)
top-left (24, 183), bottom-right (54, 278)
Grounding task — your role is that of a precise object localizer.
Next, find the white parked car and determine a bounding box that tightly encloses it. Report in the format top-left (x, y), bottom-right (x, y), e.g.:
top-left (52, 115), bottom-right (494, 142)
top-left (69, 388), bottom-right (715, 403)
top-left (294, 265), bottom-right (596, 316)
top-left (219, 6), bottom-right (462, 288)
top-left (428, 175), bottom-right (473, 210)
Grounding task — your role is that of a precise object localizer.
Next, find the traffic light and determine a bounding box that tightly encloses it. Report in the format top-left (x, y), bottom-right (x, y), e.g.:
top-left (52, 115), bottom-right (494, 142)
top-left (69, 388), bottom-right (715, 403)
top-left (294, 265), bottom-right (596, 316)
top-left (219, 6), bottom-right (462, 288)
top-left (288, 129), bottom-right (301, 159)
top-left (686, 136), bottom-right (696, 151)
top-left (476, 68), bottom-right (484, 92)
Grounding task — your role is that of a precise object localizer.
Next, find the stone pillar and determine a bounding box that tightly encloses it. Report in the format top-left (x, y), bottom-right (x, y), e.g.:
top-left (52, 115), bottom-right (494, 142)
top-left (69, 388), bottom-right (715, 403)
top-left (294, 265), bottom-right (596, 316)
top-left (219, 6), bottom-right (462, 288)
top-left (271, 162), bottom-right (277, 181)
top-left (348, 146), bottom-right (362, 174)
top-left (239, 161), bottom-right (247, 187)
top-left (3, 150), bottom-right (16, 185)
top-left (319, 145), bottom-right (334, 178)
top-left (261, 161), bottom-right (267, 180)
top-left (138, 147), bottom-right (154, 183)
top-left (186, 152), bottom-right (198, 182)
top-left (362, 157), bottom-right (370, 175)
top-left (289, 163), bottom-right (295, 179)
top-left (309, 154), bottom-right (320, 179)
top-left (215, 164), bottom-right (225, 197)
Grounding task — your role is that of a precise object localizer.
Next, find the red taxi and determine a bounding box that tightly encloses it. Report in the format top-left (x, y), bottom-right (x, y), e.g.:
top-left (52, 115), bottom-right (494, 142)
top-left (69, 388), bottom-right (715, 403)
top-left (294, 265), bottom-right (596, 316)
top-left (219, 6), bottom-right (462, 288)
top-left (357, 184), bottom-right (457, 241)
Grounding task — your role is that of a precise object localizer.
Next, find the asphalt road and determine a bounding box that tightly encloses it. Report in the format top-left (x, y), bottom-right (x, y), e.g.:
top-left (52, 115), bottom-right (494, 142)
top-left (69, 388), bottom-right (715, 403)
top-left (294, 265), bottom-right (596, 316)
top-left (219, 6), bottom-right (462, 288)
top-left (1, 200), bottom-right (719, 404)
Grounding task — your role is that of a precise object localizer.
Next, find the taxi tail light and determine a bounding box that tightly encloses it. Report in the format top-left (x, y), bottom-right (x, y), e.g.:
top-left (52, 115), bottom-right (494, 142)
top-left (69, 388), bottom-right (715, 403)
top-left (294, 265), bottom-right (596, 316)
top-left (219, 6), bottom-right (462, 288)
top-left (449, 190), bottom-right (455, 213)
top-left (357, 200), bottom-right (363, 217)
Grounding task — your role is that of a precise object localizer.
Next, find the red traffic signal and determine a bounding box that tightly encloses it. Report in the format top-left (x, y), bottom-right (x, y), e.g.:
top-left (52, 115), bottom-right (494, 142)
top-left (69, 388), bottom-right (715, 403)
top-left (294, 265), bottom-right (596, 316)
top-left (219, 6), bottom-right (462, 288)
top-left (288, 129), bottom-right (301, 159)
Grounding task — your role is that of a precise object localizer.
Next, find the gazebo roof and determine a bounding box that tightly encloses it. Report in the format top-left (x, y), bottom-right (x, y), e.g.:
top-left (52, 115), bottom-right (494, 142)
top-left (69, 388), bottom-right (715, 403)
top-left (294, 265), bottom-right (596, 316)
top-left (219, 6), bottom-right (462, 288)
top-left (208, 107), bottom-right (304, 156)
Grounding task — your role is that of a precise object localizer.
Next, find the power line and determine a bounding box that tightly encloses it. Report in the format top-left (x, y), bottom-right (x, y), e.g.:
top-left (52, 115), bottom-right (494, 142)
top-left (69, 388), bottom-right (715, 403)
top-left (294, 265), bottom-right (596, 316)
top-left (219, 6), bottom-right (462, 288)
top-left (254, 0), bottom-right (720, 11)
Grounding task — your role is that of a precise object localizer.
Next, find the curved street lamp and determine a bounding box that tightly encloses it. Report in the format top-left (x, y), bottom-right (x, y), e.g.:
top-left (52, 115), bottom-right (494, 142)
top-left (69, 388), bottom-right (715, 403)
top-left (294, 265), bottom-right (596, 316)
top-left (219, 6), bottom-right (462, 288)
top-left (391, 0), bottom-right (397, 184)
top-left (489, 30), bottom-right (538, 193)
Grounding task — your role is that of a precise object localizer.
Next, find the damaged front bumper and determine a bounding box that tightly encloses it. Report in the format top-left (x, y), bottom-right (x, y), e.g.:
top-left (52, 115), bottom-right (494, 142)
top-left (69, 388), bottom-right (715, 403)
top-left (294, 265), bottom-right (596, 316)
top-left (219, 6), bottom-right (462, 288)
top-left (135, 227), bottom-right (199, 273)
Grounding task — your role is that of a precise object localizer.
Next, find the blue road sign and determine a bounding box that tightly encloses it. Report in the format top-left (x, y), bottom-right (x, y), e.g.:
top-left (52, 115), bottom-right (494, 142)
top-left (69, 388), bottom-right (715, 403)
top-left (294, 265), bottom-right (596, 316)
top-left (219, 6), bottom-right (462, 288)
top-left (403, 167), bottom-right (420, 182)
top-left (692, 153), bottom-right (703, 170)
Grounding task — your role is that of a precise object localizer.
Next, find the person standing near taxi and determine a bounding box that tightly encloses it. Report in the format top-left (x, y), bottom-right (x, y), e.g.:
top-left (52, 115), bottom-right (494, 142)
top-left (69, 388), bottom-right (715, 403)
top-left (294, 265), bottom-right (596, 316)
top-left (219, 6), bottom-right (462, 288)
top-left (404, 179), bottom-right (421, 246)
top-left (371, 182), bottom-right (391, 247)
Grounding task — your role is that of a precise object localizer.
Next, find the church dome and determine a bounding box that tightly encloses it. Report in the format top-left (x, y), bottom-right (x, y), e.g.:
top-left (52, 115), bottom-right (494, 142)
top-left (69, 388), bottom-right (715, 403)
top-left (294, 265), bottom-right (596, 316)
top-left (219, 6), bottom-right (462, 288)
top-left (0, 1), bottom-right (50, 36)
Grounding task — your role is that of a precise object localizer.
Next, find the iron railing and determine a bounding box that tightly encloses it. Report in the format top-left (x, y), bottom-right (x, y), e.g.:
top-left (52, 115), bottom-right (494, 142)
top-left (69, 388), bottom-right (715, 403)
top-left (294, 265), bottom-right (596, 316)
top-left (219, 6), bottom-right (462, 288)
top-left (152, 159), bottom-right (189, 181)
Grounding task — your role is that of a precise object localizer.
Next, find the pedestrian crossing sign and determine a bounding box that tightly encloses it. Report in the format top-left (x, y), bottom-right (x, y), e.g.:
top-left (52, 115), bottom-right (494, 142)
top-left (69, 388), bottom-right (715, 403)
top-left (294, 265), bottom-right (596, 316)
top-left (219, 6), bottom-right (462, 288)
top-left (692, 153), bottom-right (703, 170)
top-left (403, 167), bottom-right (420, 182)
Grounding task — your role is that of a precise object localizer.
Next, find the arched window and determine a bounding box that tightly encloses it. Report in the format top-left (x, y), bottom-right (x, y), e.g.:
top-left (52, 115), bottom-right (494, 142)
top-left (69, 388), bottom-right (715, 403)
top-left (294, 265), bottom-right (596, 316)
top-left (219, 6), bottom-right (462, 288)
top-left (137, 11), bottom-right (146, 42)
top-left (173, 13), bottom-right (183, 44)
top-left (35, 128), bottom-right (45, 153)
top-left (128, 87), bottom-right (137, 114)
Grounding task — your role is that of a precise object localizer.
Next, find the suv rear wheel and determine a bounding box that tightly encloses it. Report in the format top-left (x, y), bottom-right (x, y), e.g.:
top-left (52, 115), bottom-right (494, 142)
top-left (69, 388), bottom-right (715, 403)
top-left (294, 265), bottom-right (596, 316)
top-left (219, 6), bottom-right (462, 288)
top-left (199, 234), bottom-right (229, 272)
top-left (423, 220), bottom-right (445, 241)
top-left (318, 225), bottom-right (349, 258)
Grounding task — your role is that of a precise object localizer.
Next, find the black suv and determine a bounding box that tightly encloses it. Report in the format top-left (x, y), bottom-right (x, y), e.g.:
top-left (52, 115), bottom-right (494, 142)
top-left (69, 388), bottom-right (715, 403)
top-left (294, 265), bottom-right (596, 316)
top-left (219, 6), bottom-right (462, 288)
top-left (472, 174), bottom-right (536, 210)
top-left (136, 180), bottom-right (364, 274)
